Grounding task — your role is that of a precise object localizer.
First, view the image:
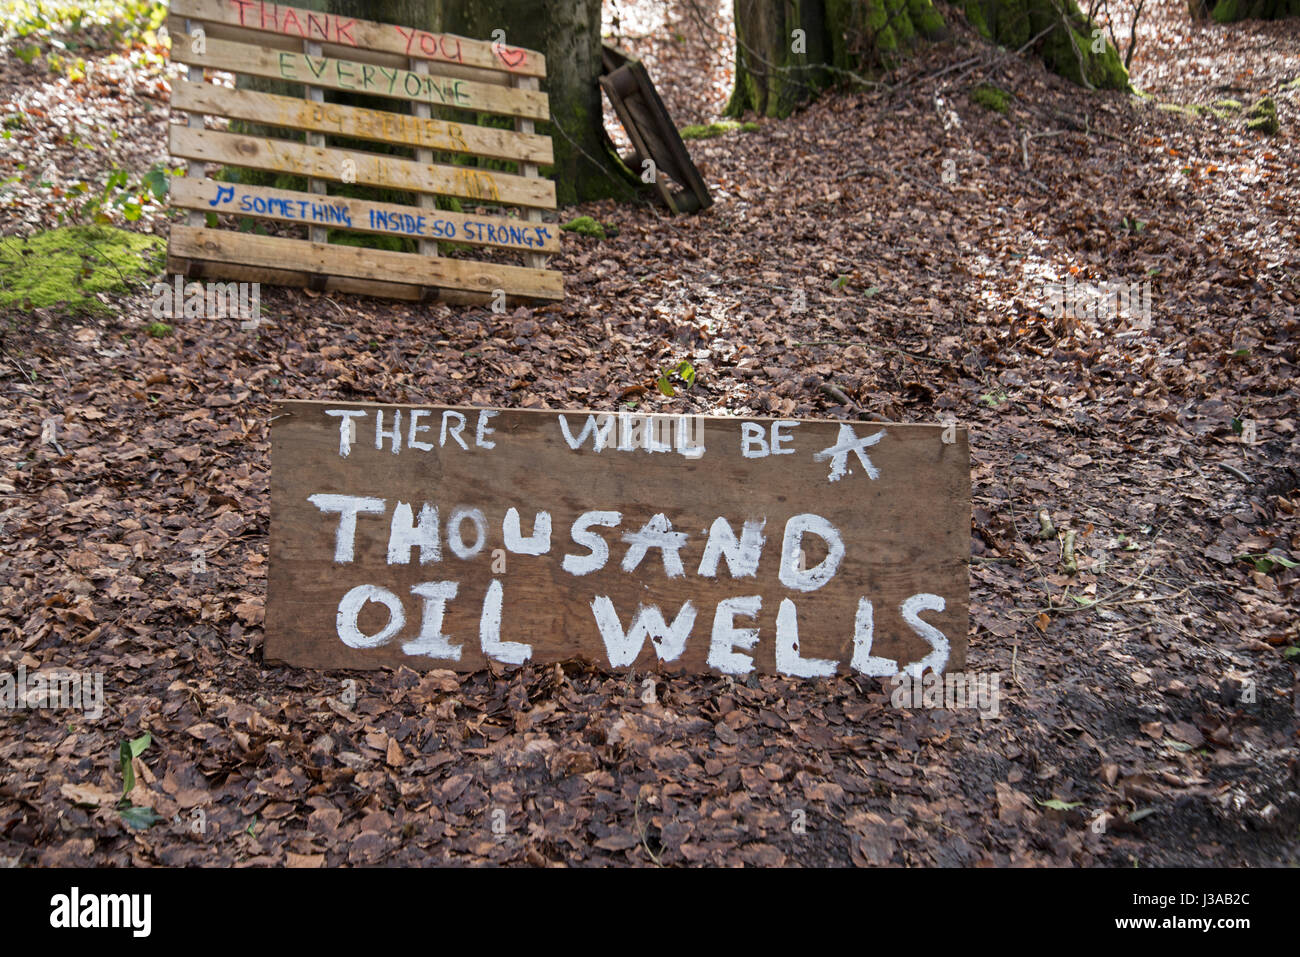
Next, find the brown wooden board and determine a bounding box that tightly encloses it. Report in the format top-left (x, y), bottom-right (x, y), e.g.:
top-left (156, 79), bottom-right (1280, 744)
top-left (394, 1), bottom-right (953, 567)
top-left (166, 3), bottom-right (562, 302)
top-left (267, 401), bottom-right (969, 676)
top-left (170, 0), bottom-right (547, 78)
top-left (171, 81), bottom-right (554, 166)
top-left (600, 44), bottom-right (711, 215)
top-left (172, 37), bottom-right (549, 121)
top-left (171, 178), bottom-right (560, 253)
top-left (170, 226), bottom-right (563, 300)
top-left (169, 126), bottom-right (556, 209)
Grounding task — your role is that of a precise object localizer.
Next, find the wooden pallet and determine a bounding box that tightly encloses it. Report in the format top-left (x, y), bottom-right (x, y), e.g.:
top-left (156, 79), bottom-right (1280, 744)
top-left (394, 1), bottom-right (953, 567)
top-left (599, 44), bottom-right (712, 215)
top-left (165, 0), bottom-right (563, 304)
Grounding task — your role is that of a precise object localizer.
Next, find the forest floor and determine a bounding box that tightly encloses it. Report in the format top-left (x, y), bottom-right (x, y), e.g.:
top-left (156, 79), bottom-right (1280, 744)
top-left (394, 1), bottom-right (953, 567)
top-left (0, 0), bottom-right (1297, 866)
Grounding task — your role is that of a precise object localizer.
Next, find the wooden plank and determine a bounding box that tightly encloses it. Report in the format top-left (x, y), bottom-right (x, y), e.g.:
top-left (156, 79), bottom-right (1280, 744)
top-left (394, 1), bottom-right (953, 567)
top-left (629, 59), bottom-right (711, 209)
top-left (169, 225), bottom-right (563, 300)
top-left (172, 80), bottom-right (553, 166)
top-left (409, 57), bottom-right (438, 259)
top-left (170, 178), bottom-right (560, 254)
top-left (303, 39), bottom-right (328, 247)
top-left (513, 74), bottom-right (547, 271)
top-left (169, 126), bottom-right (557, 210)
top-left (172, 36), bottom-right (549, 121)
top-left (599, 71), bottom-right (677, 214)
top-left (171, 0), bottom-right (547, 78)
top-left (182, 19), bottom-right (207, 228)
top-left (165, 254), bottom-right (426, 300)
top-left (265, 402), bottom-right (970, 674)
top-left (165, 15), bottom-right (515, 87)
top-left (600, 46), bottom-right (712, 214)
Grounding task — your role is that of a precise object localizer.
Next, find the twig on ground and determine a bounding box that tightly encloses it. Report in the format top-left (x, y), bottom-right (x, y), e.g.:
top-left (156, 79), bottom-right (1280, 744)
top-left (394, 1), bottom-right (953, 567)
top-left (1217, 462), bottom-right (1254, 484)
top-left (819, 380), bottom-right (858, 409)
top-left (633, 792), bottom-right (662, 867)
top-left (0, 346), bottom-right (35, 383)
top-left (1060, 528), bottom-right (1079, 574)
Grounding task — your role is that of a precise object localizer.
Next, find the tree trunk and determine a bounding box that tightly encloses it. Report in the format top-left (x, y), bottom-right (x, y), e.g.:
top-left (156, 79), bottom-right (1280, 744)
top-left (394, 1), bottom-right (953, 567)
top-left (1205, 0), bottom-right (1300, 19)
top-left (727, 0), bottom-right (1128, 119)
top-left (726, 0), bottom-right (947, 117)
top-left (323, 0), bottom-right (638, 204)
top-left (959, 0), bottom-right (1127, 89)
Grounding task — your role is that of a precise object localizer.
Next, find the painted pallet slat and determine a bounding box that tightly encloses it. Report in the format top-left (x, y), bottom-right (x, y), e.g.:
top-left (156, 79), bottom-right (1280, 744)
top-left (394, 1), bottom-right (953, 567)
top-left (172, 37), bottom-right (549, 121)
top-left (170, 0), bottom-right (547, 78)
top-left (171, 81), bottom-right (554, 166)
top-left (168, 126), bottom-right (556, 209)
top-left (170, 178), bottom-right (560, 253)
top-left (170, 226), bottom-right (564, 300)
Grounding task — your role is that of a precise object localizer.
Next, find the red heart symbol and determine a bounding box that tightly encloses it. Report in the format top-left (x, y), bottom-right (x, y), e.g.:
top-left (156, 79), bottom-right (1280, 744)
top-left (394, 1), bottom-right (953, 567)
top-left (492, 42), bottom-right (526, 69)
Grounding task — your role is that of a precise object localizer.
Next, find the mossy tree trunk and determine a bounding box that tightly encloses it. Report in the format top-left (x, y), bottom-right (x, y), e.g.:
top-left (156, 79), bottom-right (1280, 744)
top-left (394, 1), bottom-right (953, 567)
top-left (1191, 0), bottom-right (1300, 20)
top-left (960, 0), bottom-right (1128, 89)
top-left (726, 0), bottom-right (946, 117)
top-left (727, 0), bottom-right (1127, 119)
top-left (317, 0), bottom-right (637, 204)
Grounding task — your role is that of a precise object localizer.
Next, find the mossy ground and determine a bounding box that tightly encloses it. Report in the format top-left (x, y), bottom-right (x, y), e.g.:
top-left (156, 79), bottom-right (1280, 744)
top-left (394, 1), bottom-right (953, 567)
top-left (680, 120), bottom-right (760, 140)
top-left (0, 225), bottom-right (163, 315)
top-left (971, 83), bottom-right (1012, 112)
top-left (1154, 96), bottom-right (1280, 133)
top-left (561, 216), bottom-right (615, 239)
top-left (1245, 97), bottom-right (1279, 134)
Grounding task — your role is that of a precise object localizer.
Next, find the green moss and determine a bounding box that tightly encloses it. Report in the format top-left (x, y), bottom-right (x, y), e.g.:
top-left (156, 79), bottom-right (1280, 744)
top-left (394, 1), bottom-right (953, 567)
top-left (679, 120), bottom-right (760, 139)
top-left (971, 83), bottom-right (1012, 112)
top-left (910, 0), bottom-right (948, 35)
top-left (963, 0), bottom-right (1129, 90)
top-left (1197, 100), bottom-right (1243, 120)
top-left (561, 216), bottom-right (608, 239)
top-left (825, 0), bottom-right (856, 67)
top-left (144, 321), bottom-right (173, 338)
top-left (1245, 96), bottom-right (1279, 134)
top-left (0, 225), bottom-right (163, 314)
top-left (1214, 0), bottom-right (1300, 17)
top-left (963, 0), bottom-right (991, 37)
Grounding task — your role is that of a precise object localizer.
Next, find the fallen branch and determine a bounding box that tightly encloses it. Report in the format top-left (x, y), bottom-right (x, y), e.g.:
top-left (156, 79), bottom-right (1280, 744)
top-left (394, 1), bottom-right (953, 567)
top-left (819, 380), bottom-right (858, 408)
top-left (1060, 528), bottom-right (1078, 575)
top-left (1218, 462), bottom-right (1254, 484)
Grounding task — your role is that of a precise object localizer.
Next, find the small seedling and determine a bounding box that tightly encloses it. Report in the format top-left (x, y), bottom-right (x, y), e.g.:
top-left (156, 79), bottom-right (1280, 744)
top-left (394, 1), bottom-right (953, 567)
top-left (656, 360), bottom-right (696, 397)
top-left (117, 733), bottom-right (161, 830)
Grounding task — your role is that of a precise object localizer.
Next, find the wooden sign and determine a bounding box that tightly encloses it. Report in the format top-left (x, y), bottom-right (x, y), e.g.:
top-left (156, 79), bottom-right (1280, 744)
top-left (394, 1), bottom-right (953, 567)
top-left (267, 401), bottom-right (970, 677)
top-left (600, 44), bottom-right (712, 215)
top-left (165, 0), bottom-right (561, 304)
